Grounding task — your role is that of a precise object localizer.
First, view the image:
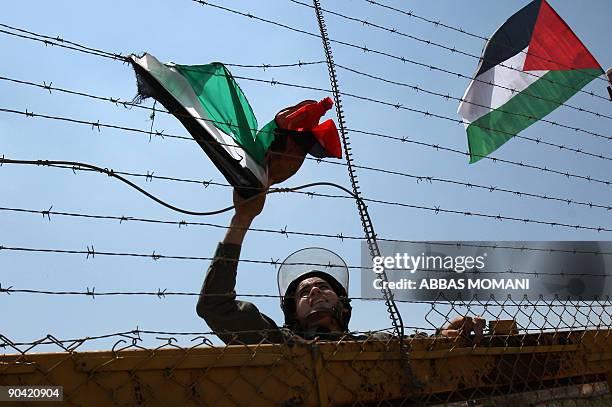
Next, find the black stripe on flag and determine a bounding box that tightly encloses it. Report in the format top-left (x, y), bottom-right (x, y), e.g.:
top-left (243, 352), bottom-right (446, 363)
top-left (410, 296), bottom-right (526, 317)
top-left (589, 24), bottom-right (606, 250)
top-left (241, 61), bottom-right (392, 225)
top-left (130, 61), bottom-right (265, 198)
top-left (474, 0), bottom-right (542, 77)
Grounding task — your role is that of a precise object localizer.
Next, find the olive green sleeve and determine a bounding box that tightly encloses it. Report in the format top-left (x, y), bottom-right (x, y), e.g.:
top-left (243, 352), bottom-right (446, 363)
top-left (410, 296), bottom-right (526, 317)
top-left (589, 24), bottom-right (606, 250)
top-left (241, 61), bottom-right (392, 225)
top-left (196, 242), bottom-right (283, 345)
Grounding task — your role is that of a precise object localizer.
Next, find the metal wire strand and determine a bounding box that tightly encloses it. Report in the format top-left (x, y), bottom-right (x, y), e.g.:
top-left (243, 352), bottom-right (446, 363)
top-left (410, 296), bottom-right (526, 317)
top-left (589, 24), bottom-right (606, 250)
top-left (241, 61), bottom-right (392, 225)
top-left (361, 0), bottom-right (610, 86)
top-left (5, 202), bottom-right (612, 259)
top-left (12, 154), bottom-right (612, 215)
top-left (2, 26), bottom-right (611, 169)
top-left (4, 71), bottom-right (612, 172)
top-left (191, 0), bottom-right (609, 103)
top-left (0, 157), bottom-right (367, 218)
top-left (1, 285), bottom-right (610, 299)
top-left (1, 16), bottom-right (609, 124)
top-left (290, 0), bottom-right (608, 88)
top-left (2, 74), bottom-right (612, 216)
top-left (3, 77), bottom-right (612, 191)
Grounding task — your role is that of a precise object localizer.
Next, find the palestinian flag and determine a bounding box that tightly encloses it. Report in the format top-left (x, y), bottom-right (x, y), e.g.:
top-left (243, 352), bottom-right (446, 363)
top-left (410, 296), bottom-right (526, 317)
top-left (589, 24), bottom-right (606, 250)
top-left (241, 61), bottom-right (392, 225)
top-left (458, 0), bottom-right (603, 163)
top-left (129, 54), bottom-right (340, 197)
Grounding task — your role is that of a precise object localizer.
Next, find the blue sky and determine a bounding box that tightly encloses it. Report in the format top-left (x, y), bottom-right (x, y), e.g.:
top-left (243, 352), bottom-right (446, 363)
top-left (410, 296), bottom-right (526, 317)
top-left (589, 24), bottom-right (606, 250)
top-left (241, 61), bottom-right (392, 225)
top-left (0, 0), bottom-right (610, 350)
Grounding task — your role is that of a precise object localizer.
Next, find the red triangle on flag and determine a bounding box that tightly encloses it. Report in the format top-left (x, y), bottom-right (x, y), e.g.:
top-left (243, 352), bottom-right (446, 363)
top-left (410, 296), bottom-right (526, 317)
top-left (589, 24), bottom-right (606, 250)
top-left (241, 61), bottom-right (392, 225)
top-left (523, 0), bottom-right (601, 72)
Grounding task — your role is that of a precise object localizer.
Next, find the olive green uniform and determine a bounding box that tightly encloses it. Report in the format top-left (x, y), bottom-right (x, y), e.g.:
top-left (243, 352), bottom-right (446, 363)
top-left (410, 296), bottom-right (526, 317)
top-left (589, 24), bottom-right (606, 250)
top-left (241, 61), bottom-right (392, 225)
top-left (197, 243), bottom-right (391, 345)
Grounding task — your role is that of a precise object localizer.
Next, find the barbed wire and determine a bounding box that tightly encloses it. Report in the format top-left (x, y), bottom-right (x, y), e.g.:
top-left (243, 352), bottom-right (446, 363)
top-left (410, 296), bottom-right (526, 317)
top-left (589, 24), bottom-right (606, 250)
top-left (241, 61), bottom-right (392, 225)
top-left (0, 106), bottom-right (193, 141)
top-left (1, 21), bottom-right (611, 198)
top-left (1, 78), bottom-right (610, 215)
top-left (228, 70), bottom-right (612, 161)
top-left (4, 62), bottom-right (612, 188)
top-left (4, 98), bottom-right (612, 236)
top-left (224, 60), bottom-right (325, 69)
top-left (0, 23), bottom-right (326, 71)
top-left (290, 0), bottom-right (609, 88)
top-left (3, 319), bottom-right (611, 352)
top-left (0, 27), bottom-right (121, 61)
top-left (4, 83), bottom-right (612, 192)
top-left (1, 243), bottom-right (611, 277)
top-left (334, 64), bottom-right (612, 159)
top-left (5, 66), bottom-right (611, 165)
top-left (0, 203), bottom-right (363, 241)
top-left (0, 244), bottom-right (366, 268)
top-left (5, 202), bottom-right (612, 258)
top-left (0, 327), bottom-right (431, 351)
top-left (11, 149), bottom-right (612, 215)
top-left (0, 77), bottom-right (610, 217)
top-left (362, 0), bottom-right (610, 85)
top-left (2, 10), bottom-right (612, 388)
top-left (0, 329), bottom-right (145, 351)
top-left (4, 156), bottom-right (612, 234)
top-left (4, 22), bottom-right (609, 143)
top-left (7, 11), bottom-right (600, 366)
top-left (1, 285), bottom-right (610, 302)
top-left (2, 12), bottom-right (609, 125)
top-left (5, 71), bottom-right (612, 177)
top-left (346, 125), bottom-right (612, 187)
top-left (2, 312), bottom-right (611, 350)
top-left (1, 157), bottom-right (379, 222)
top-left (1, 22), bottom-right (612, 235)
top-left (3, 102), bottom-right (612, 233)
top-left (192, 0), bottom-right (609, 103)
top-left (2, 25), bottom-right (611, 164)
top-left (227, 68), bottom-right (612, 156)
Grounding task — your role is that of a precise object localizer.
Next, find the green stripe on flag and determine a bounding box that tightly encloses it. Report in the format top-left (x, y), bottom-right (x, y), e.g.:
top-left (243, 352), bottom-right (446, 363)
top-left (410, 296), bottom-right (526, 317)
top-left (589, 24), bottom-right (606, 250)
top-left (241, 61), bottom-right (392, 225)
top-left (255, 119), bottom-right (278, 157)
top-left (467, 68), bottom-right (602, 163)
top-left (174, 63), bottom-right (271, 165)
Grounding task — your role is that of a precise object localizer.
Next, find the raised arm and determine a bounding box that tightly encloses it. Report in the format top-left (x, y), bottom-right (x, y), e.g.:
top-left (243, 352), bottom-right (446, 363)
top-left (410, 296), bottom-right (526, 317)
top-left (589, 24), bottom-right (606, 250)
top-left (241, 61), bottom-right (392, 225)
top-left (197, 130), bottom-right (314, 344)
top-left (221, 189), bottom-right (265, 245)
top-left (196, 189), bottom-right (283, 345)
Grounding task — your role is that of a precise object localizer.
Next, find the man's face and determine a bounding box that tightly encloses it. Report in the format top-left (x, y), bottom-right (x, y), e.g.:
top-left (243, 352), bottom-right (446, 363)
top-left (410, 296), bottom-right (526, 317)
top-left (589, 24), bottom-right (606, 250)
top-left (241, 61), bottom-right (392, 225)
top-left (294, 277), bottom-right (341, 330)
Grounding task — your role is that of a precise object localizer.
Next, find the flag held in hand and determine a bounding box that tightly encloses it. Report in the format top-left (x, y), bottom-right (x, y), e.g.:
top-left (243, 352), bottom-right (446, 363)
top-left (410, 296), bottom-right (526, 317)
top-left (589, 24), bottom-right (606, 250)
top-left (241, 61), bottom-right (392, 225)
top-left (129, 53), bottom-right (341, 197)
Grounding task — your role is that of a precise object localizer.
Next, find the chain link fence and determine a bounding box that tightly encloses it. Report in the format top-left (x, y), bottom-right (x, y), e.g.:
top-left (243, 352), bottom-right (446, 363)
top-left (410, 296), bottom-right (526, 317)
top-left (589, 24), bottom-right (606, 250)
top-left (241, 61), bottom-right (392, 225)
top-left (1, 300), bottom-right (610, 406)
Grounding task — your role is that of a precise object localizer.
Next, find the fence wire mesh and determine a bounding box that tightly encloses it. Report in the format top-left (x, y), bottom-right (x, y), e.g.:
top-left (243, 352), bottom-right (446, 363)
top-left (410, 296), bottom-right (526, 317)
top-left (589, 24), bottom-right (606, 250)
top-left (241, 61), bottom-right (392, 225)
top-left (1, 302), bottom-right (610, 406)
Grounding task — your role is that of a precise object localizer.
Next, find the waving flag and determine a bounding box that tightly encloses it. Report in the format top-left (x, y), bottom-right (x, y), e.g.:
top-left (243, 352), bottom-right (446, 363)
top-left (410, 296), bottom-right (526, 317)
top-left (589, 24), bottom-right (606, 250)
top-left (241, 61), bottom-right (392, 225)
top-left (458, 0), bottom-right (603, 163)
top-left (130, 54), bottom-right (340, 197)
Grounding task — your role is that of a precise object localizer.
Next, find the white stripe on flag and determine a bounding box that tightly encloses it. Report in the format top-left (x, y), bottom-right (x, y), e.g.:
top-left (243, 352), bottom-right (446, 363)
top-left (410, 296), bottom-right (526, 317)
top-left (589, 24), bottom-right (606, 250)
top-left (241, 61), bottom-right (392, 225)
top-left (458, 47), bottom-right (548, 127)
top-left (131, 54), bottom-right (268, 185)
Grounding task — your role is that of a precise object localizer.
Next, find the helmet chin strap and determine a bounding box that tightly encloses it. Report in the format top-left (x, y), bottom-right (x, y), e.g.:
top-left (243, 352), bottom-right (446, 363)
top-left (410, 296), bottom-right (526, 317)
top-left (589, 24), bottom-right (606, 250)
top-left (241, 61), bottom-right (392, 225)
top-left (331, 302), bottom-right (345, 326)
top-left (302, 303), bottom-right (344, 330)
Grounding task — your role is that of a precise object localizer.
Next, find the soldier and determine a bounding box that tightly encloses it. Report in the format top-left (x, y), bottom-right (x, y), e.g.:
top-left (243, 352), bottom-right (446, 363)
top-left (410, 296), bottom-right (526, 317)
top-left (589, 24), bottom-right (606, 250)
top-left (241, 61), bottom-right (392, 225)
top-left (196, 184), bottom-right (361, 344)
top-left (195, 109), bottom-right (362, 344)
top-left (196, 120), bottom-right (484, 344)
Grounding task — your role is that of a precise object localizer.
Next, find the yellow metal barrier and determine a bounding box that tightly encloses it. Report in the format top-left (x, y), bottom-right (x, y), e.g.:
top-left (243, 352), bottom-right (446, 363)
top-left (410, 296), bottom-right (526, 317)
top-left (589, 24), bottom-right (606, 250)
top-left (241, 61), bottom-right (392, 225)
top-left (1, 329), bottom-right (610, 406)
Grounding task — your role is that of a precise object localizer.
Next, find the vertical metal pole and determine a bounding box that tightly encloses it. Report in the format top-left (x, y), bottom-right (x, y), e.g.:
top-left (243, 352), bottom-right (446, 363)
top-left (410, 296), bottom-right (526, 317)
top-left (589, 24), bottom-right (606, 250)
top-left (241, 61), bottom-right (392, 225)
top-left (311, 1), bottom-right (419, 389)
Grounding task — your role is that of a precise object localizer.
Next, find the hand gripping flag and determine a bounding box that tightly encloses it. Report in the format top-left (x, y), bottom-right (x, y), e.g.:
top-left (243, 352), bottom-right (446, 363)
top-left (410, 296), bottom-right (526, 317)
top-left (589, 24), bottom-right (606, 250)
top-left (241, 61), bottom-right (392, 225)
top-left (129, 54), bottom-right (341, 197)
top-left (458, 0), bottom-right (603, 163)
